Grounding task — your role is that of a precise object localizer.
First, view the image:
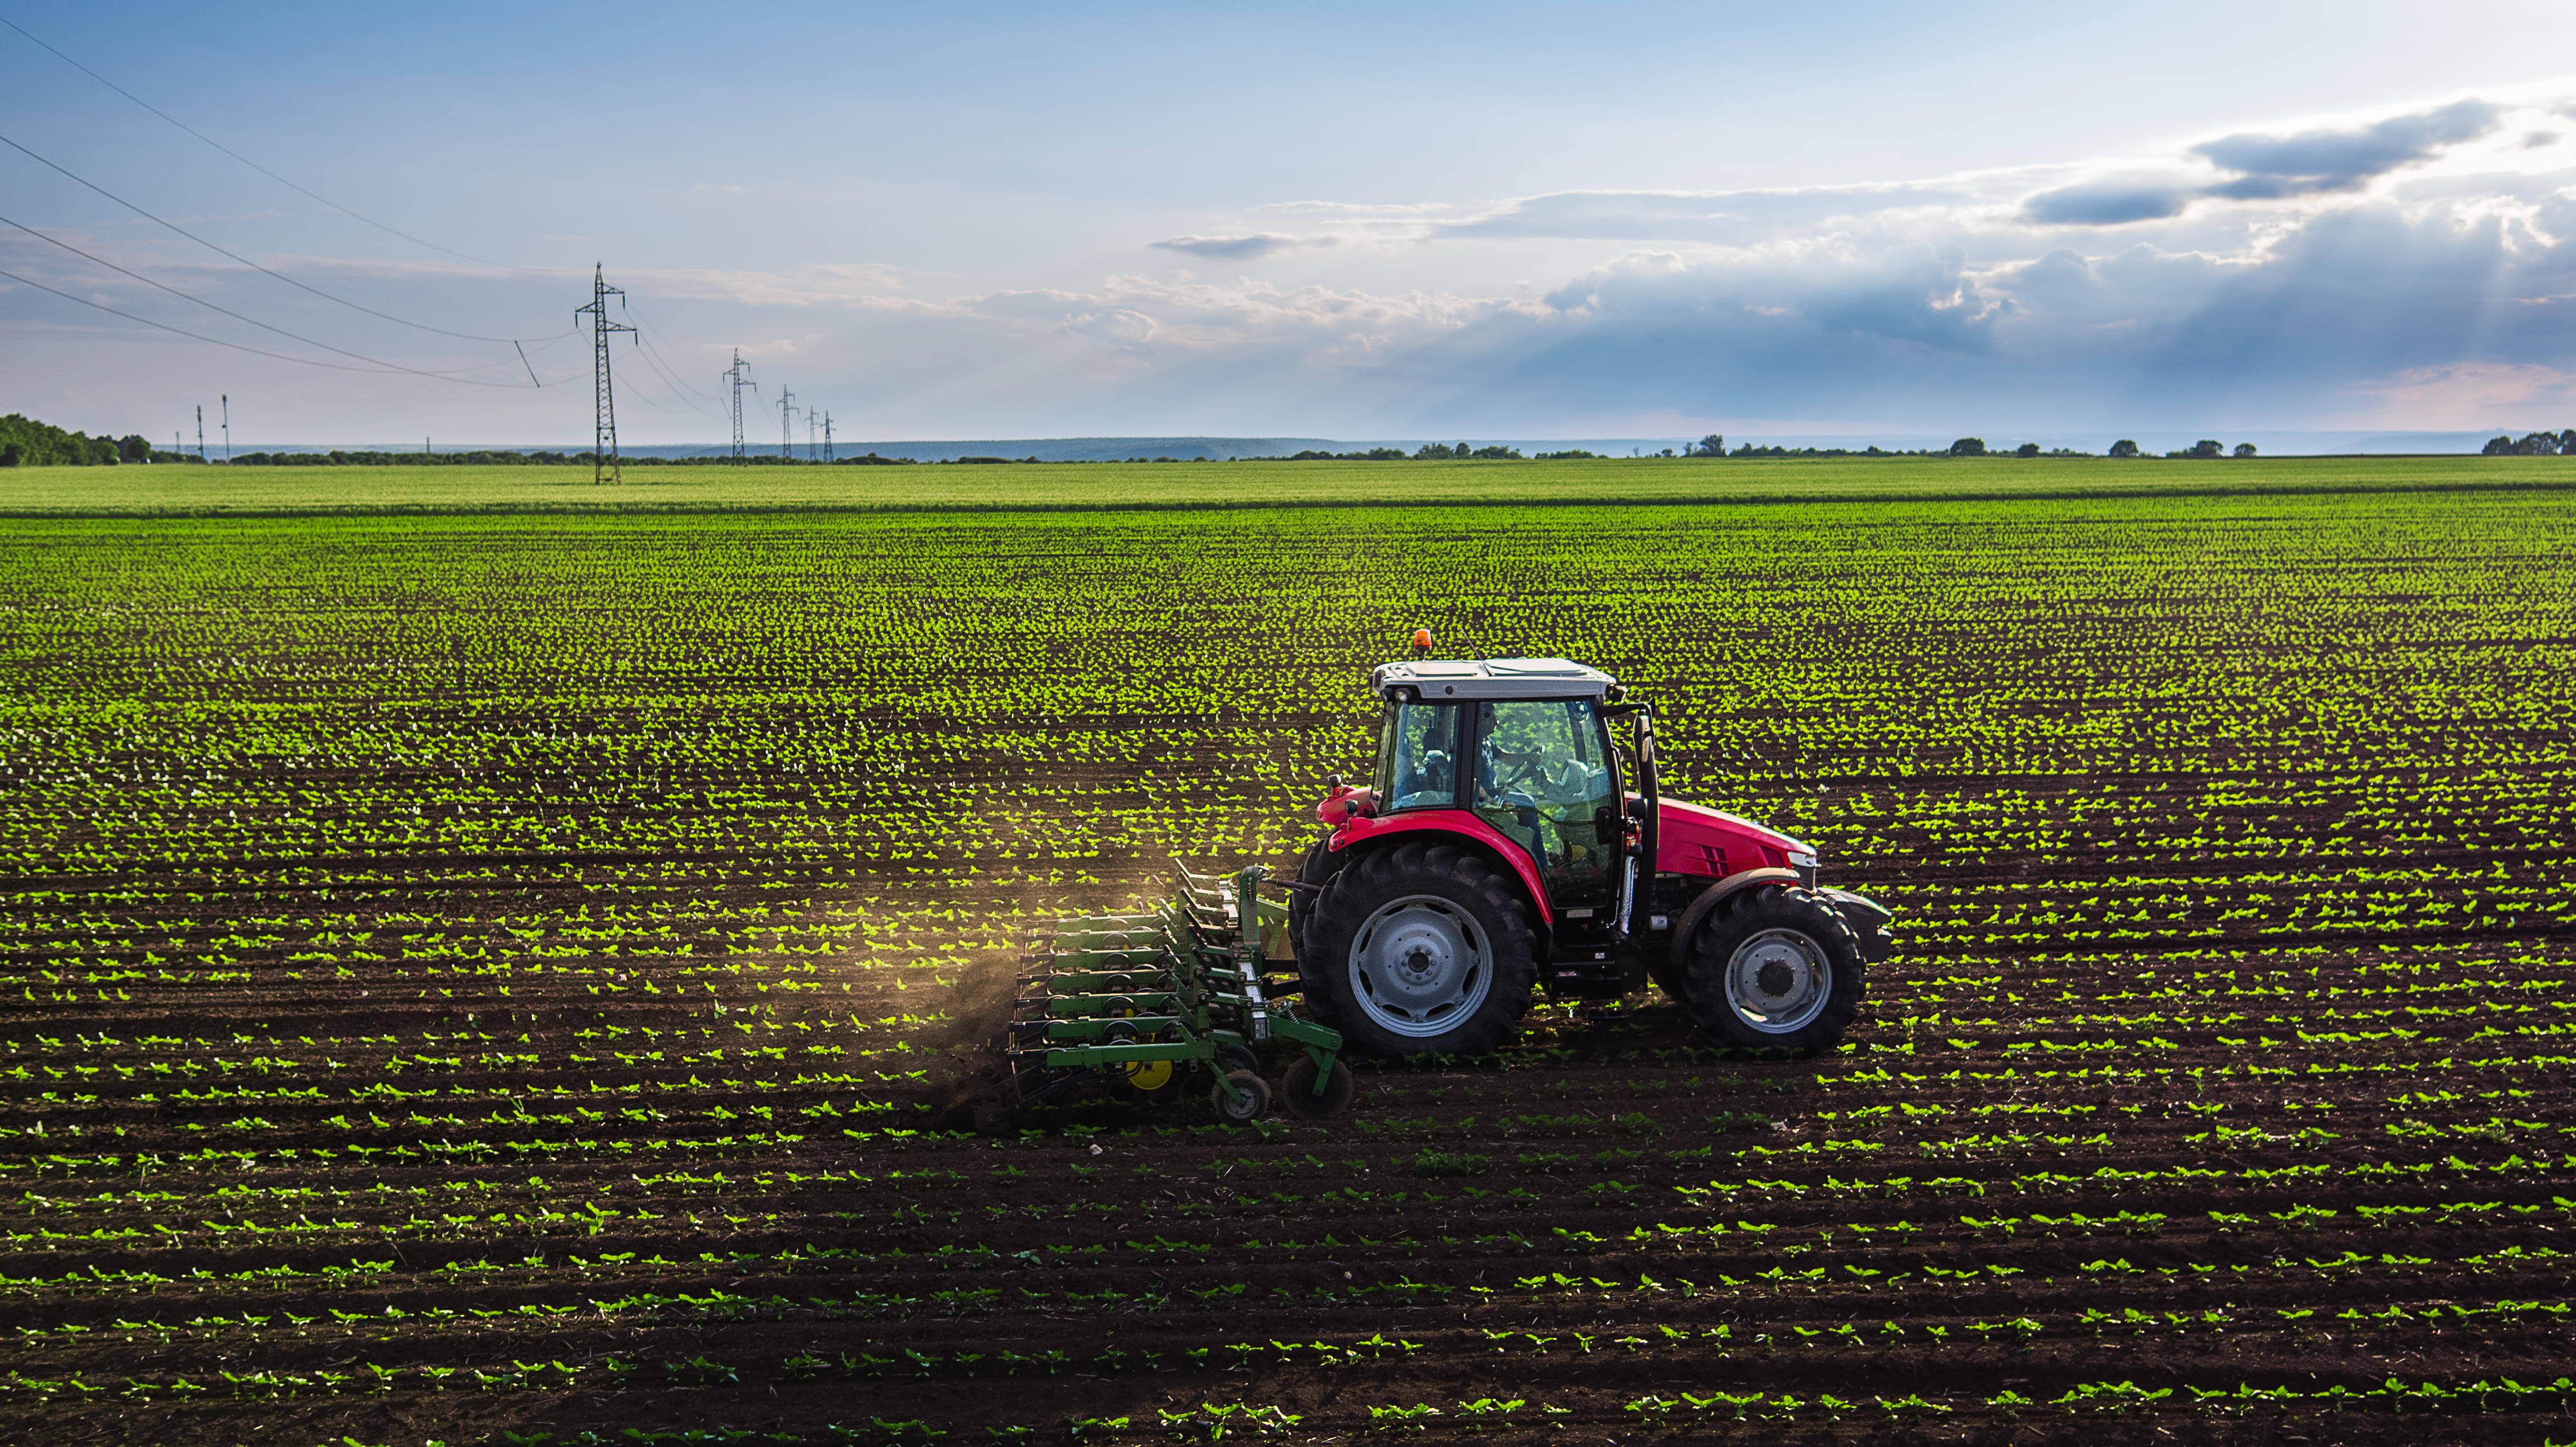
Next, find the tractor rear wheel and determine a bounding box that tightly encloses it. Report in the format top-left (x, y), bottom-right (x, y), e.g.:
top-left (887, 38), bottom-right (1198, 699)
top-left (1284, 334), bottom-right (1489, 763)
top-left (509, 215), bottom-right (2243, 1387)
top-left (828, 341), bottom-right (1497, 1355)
top-left (1301, 840), bottom-right (1538, 1058)
top-left (1289, 835), bottom-right (1349, 1023)
top-left (1682, 886), bottom-right (1865, 1054)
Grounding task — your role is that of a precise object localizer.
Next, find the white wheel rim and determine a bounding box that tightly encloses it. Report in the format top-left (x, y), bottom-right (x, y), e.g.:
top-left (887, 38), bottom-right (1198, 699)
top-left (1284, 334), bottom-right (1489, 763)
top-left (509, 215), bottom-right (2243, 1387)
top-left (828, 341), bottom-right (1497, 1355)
top-left (1725, 927), bottom-right (1832, 1034)
top-left (1347, 893), bottom-right (1492, 1039)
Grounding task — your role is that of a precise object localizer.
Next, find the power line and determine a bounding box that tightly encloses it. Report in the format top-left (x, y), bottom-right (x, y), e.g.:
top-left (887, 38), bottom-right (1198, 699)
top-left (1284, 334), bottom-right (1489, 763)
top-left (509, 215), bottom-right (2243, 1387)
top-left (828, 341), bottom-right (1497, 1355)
top-left (0, 261), bottom-right (535, 382)
top-left (622, 305), bottom-right (724, 405)
top-left (0, 127), bottom-right (550, 345)
top-left (0, 15), bottom-right (526, 272)
top-left (0, 211), bottom-right (543, 385)
top-left (619, 321), bottom-right (725, 424)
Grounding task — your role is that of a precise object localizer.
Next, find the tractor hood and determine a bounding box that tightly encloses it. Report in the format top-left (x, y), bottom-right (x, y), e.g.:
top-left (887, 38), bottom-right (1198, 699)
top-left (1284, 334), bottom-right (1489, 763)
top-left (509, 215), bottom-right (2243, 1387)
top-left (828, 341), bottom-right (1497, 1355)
top-left (1653, 798), bottom-right (1812, 879)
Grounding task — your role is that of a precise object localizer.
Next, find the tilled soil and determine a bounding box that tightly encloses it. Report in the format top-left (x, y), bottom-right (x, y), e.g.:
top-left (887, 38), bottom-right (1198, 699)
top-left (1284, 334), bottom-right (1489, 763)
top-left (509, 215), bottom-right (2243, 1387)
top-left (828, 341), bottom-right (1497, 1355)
top-left (4, 500), bottom-right (2574, 1445)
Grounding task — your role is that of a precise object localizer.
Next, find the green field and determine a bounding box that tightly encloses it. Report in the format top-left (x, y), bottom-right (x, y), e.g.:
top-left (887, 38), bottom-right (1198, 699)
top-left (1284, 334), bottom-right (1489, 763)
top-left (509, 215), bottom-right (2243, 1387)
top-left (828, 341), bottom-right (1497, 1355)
top-left (3, 483), bottom-right (2573, 1444)
top-left (3, 452), bottom-right (2569, 516)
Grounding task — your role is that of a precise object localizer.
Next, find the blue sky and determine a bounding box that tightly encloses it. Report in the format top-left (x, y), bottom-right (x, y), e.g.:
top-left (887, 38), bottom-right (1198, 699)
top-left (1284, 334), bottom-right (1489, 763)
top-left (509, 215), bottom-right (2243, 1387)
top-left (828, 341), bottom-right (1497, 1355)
top-left (6, 0), bottom-right (2576, 445)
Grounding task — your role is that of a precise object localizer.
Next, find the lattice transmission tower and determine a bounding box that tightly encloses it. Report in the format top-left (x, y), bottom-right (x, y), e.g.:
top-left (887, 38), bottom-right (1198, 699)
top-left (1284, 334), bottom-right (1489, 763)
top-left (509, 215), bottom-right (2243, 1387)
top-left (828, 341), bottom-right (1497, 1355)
top-left (573, 264), bottom-right (636, 484)
top-left (721, 350), bottom-right (758, 462)
top-left (777, 386), bottom-right (797, 460)
top-left (822, 411), bottom-right (833, 463)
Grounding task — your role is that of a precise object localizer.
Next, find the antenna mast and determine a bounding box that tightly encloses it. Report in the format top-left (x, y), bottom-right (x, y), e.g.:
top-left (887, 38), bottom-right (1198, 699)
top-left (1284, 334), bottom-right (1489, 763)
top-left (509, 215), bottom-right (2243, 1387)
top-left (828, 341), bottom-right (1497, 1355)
top-left (722, 350), bottom-right (758, 463)
top-left (573, 264), bottom-right (636, 484)
top-left (777, 386), bottom-right (796, 460)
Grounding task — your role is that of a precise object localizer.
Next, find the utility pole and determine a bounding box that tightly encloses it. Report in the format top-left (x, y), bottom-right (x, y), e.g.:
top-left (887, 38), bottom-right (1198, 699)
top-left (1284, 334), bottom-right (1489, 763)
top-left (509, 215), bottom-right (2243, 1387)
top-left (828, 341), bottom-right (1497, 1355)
top-left (822, 410), bottom-right (834, 463)
top-left (573, 263), bottom-right (636, 484)
top-left (777, 386), bottom-right (796, 460)
top-left (220, 395), bottom-right (230, 461)
top-left (721, 350), bottom-right (758, 463)
top-left (195, 405), bottom-right (206, 461)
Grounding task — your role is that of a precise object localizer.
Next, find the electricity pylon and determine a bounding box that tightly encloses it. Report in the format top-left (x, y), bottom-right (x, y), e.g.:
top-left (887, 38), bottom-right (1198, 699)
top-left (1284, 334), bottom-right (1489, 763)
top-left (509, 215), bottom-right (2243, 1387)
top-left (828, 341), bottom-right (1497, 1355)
top-left (722, 351), bottom-right (758, 463)
top-left (777, 386), bottom-right (797, 460)
top-left (806, 408), bottom-right (819, 461)
top-left (573, 264), bottom-right (636, 484)
top-left (822, 411), bottom-right (834, 463)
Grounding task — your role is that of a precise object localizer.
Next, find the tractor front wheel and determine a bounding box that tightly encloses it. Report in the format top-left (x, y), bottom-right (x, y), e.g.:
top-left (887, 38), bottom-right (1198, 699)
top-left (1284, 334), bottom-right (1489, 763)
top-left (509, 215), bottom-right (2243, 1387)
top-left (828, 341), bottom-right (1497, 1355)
top-left (1682, 887), bottom-right (1865, 1054)
top-left (1302, 841), bottom-right (1538, 1058)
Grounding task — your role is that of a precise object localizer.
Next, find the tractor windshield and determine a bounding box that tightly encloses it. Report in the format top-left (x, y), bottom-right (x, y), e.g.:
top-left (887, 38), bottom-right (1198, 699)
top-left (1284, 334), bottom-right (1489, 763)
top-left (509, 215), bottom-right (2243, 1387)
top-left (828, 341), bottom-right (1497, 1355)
top-left (1472, 699), bottom-right (1620, 883)
top-left (1375, 702), bottom-right (1462, 811)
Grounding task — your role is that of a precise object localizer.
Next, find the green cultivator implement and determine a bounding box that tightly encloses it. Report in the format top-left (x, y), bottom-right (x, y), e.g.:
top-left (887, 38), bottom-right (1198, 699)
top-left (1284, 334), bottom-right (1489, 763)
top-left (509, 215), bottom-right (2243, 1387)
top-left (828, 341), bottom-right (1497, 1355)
top-left (1001, 864), bottom-right (1357, 1126)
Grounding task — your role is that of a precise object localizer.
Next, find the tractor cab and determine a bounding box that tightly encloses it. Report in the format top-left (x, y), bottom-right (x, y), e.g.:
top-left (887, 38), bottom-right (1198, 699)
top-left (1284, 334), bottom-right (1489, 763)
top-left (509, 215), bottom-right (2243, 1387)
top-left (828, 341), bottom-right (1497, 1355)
top-left (1294, 654), bottom-right (1894, 1059)
top-left (1363, 659), bottom-right (1629, 933)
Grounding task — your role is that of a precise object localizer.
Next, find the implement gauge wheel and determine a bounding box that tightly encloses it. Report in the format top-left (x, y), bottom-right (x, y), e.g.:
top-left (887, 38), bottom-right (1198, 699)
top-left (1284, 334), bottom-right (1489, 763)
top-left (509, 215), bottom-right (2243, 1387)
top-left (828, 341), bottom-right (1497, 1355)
top-left (1211, 1070), bottom-right (1271, 1124)
top-left (1120, 1057), bottom-right (1178, 1098)
top-left (1280, 1054), bottom-right (1356, 1120)
top-left (1682, 886), bottom-right (1866, 1054)
top-left (1302, 839), bottom-right (1538, 1058)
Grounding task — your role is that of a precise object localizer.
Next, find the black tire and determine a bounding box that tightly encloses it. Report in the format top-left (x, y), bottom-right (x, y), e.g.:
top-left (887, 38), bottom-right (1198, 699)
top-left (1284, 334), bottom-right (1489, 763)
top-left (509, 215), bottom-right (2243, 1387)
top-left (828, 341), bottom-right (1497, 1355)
top-left (1647, 883), bottom-right (1707, 1001)
top-left (1211, 1070), bottom-right (1271, 1124)
top-left (1301, 839), bottom-right (1538, 1058)
top-left (1290, 835), bottom-right (1347, 1022)
top-left (1682, 886), bottom-right (1865, 1054)
top-left (1648, 943), bottom-right (1691, 1002)
top-left (1279, 1054), bottom-right (1357, 1119)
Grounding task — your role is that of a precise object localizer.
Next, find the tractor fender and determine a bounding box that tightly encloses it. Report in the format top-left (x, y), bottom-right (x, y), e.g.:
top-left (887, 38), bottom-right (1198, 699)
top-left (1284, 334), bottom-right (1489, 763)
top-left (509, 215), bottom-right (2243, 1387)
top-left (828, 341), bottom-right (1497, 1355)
top-left (1327, 811), bottom-right (1555, 928)
top-left (1665, 867), bottom-right (1799, 972)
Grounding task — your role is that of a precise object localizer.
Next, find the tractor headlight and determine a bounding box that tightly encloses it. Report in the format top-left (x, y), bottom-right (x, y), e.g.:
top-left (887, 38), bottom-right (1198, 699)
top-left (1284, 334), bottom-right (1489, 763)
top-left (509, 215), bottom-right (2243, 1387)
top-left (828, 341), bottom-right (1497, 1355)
top-left (1787, 848), bottom-right (1819, 888)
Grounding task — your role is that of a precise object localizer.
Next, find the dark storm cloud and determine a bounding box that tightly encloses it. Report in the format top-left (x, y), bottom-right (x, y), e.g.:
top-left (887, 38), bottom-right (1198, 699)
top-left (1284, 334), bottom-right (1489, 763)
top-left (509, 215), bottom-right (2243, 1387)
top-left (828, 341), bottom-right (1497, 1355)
top-left (2194, 99), bottom-right (2502, 198)
top-left (1150, 234), bottom-right (1313, 259)
top-left (2023, 99), bottom-right (2507, 226)
top-left (2020, 179), bottom-right (2196, 226)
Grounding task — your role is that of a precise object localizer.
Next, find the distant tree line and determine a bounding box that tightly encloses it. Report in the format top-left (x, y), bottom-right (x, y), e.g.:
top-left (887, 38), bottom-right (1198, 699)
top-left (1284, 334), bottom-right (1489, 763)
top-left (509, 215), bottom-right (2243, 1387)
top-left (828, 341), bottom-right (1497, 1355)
top-left (1692, 434), bottom-right (2255, 459)
top-left (235, 449), bottom-right (591, 466)
top-left (0, 414), bottom-right (178, 467)
top-left (2481, 431), bottom-right (2575, 455)
top-left (1258, 442), bottom-right (1529, 461)
top-left (228, 450), bottom-right (925, 466)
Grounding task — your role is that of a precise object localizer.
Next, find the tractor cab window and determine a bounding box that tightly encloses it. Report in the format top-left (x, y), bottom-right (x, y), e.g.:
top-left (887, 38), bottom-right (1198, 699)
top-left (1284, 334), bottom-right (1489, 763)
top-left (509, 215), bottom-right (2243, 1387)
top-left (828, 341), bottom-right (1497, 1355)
top-left (1473, 699), bottom-right (1620, 880)
top-left (1375, 702), bottom-right (1462, 811)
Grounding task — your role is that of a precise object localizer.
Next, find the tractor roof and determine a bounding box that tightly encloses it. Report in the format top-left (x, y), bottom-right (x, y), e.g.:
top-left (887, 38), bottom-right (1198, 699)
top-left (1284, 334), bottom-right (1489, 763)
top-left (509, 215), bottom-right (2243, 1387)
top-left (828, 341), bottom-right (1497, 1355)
top-left (1370, 657), bottom-right (1618, 701)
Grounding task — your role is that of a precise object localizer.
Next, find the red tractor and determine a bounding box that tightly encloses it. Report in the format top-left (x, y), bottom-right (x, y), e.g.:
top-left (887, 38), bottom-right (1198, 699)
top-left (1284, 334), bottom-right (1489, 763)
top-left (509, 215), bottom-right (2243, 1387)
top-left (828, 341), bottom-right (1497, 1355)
top-left (1286, 655), bottom-right (1892, 1058)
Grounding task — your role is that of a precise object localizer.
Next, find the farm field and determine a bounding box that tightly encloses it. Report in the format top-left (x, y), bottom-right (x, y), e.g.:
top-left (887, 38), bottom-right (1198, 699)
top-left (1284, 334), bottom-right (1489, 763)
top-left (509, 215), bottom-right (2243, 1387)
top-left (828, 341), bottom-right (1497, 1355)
top-left (3, 451), bottom-right (2572, 517)
top-left (2, 486), bottom-right (2574, 1445)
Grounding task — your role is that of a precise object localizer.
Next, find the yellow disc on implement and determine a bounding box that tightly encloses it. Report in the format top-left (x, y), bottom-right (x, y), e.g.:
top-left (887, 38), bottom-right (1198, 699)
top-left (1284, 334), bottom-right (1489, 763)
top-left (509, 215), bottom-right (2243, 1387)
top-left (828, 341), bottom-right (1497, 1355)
top-left (1123, 1058), bottom-right (1175, 1091)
